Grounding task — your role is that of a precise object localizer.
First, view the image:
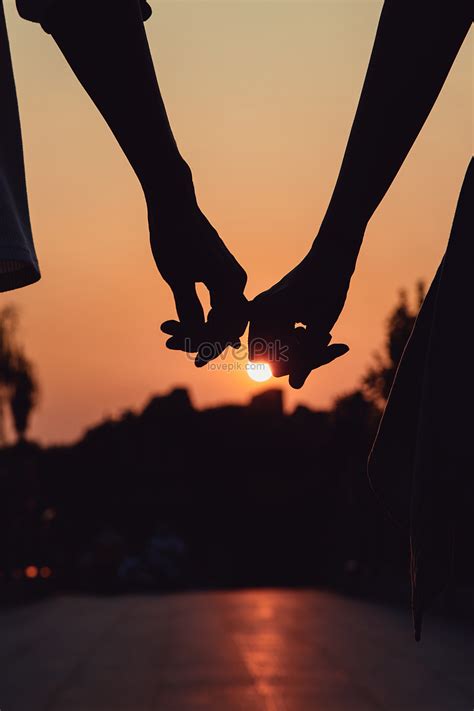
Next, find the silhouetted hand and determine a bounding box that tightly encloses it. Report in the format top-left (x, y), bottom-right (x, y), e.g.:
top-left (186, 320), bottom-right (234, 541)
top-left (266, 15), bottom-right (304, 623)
top-left (149, 188), bottom-right (248, 366)
top-left (249, 235), bottom-right (354, 388)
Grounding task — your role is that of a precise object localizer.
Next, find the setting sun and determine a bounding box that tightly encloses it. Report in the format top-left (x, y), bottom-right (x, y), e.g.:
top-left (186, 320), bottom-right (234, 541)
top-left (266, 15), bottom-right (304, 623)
top-left (246, 363), bottom-right (273, 383)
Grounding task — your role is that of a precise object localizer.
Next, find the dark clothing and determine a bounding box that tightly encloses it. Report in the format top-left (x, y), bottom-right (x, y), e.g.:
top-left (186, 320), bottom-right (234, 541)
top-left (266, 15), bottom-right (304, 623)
top-left (369, 158), bottom-right (473, 639)
top-left (0, 0), bottom-right (40, 290)
top-left (16, 0), bottom-right (152, 28)
top-left (0, 0), bottom-right (152, 291)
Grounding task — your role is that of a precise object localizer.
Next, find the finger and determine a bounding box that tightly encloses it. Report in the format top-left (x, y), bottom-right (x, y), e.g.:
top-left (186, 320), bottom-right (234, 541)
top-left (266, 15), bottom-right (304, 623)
top-left (296, 328), bottom-right (331, 349)
top-left (165, 336), bottom-right (196, 353)
top-left (248, 297), bottom-right (272, 362)
top-left (289, 367), bottom-right (312, 390)
top-left (288, 342), bottom-right (349, 389)
top-left (315, 343), bottom-right (349, 366)
top-left (208, 294), bottom-right (249, 339)
top-left (194, 337), bottom-right (242, 368)
top-left (173, 283), bottom-right (205, 330)
top-left (287, 330), bottom-right (312, 388)
top-left (164, 301), bottom-right (245, 361)
top-left (161, 283), bottom-right (206, 353)
top-left (195, 340), bottom-right (225, 368)
top-left (194, 326), bottom-right (240, 368)
top-left (248, 304), bottom-right (292, 372)
top-left (165, 337), bottom-right (182, 351)
top-left (161, 320), bottom-right (182, 336)
top-left (193, 293), bottom-right (248, 367)
top-left (248, 317), bottom-right (263, 362)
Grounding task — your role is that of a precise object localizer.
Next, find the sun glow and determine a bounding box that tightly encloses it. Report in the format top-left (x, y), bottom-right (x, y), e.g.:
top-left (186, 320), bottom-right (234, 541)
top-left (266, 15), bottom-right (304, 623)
top-left (246, 362), bottom-right (273, 383)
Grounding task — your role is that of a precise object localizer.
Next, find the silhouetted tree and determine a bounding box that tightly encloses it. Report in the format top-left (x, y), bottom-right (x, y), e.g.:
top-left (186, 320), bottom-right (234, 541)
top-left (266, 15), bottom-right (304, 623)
top-left (363, 281), bottom-right (424, 406)
top-left (10, 354), bottom-right (38, 440)
top-left (0, 306), bottom-right (39, 443)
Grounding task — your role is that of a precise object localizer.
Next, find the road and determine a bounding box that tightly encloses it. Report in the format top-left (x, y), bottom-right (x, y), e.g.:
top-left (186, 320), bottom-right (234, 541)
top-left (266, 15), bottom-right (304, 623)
top-left (0, 590), bottom-right (472, 711)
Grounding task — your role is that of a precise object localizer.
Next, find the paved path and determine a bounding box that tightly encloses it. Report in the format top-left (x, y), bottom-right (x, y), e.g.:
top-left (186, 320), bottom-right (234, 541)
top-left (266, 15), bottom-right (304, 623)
top-left (0, 590), bottom-right (472, 711)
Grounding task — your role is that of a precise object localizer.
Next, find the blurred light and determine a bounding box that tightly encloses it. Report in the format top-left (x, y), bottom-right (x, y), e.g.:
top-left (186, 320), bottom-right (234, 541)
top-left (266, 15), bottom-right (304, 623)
top-left (25, 565), bottom-right (39, 579)
top-left (41, 508), bottom-right (56, 523)
top-left (40, 566), bottom-right (52, 579)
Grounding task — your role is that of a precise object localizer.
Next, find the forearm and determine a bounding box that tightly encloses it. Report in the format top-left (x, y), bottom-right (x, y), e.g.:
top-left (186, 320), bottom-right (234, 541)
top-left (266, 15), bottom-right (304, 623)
top-left (46, 0), bottom-right (193, 203)
top-left (315, 0), bottom-right (471, 257)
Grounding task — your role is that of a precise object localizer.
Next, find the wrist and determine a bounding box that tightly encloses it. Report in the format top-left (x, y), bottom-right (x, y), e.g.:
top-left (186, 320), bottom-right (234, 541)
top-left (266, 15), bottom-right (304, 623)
top-left (144, 157), bottom-right (197, 211)
top-left (306, 219), bottom-right (365, 280)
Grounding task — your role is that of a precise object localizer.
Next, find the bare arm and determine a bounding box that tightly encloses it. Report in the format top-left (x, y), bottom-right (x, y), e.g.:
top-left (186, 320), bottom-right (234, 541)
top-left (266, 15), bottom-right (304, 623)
top-left (316, 0), bottom-right (472, 258)
top-left (250, 0), bottom-right (471, 387)
top-left (45, 0), bottom-right (247, 361)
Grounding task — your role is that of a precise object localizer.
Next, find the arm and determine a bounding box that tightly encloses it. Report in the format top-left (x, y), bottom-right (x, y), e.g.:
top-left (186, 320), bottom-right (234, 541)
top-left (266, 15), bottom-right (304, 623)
top-left (46, 0), bottom-right (189, 204)
top-left (45, 0), bottom-right (247, 362)
top-left (315, 0), bottom-right (472, 262)
top-left (250, 0), bottom-right (471, 387)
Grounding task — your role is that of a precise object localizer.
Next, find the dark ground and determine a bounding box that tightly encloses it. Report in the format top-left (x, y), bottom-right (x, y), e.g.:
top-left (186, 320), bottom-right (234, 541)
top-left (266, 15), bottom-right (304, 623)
top-left (0, 589), bottom-right (472, 711)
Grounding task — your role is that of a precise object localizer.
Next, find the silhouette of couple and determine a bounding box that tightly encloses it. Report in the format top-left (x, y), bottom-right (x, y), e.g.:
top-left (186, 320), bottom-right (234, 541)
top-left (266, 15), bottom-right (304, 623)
top-left (0, 0), bottom-right (472, 638)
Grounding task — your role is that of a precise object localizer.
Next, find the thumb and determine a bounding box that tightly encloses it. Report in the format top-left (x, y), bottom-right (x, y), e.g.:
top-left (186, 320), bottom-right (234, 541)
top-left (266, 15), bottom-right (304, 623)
top-left (289, 342), bottom-right (349, 390)
top-left (317, 343), bottom-right (350, 366)
top-left (172, 282), bottom-right (205, 331)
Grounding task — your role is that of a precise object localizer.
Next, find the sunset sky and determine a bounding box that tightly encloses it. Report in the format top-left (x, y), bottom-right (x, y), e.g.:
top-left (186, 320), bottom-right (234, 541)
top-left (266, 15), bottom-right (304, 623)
top-left (3, 0), bottom-right (472, 444)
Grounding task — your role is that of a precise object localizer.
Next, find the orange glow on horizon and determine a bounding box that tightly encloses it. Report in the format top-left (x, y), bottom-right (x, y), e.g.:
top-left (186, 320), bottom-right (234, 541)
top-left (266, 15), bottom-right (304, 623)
top-left (3, 3), bottom-right (471, 443)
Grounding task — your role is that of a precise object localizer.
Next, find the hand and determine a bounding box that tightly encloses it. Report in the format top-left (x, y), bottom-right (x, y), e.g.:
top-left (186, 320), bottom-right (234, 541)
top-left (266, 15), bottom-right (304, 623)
top-left (148, 179), bottom-right (248, 366)
top-left (249, 233), bottom-right (356, 389)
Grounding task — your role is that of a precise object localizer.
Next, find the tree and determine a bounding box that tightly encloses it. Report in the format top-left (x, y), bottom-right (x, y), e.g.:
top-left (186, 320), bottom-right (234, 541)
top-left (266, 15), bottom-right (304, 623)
top-left (0, 306), bottom-right (39, 443)
top-left (363, 281), bottom-right (425, 407)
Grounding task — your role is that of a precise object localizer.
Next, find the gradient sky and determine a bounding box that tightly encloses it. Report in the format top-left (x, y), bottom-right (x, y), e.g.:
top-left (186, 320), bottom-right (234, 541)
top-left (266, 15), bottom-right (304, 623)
top-left (3, 1), bottom-right (472, 443)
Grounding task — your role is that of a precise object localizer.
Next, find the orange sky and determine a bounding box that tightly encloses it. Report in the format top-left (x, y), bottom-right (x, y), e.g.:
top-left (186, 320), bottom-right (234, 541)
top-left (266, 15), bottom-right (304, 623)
top-left (3, 1), bottom-right (472, 444)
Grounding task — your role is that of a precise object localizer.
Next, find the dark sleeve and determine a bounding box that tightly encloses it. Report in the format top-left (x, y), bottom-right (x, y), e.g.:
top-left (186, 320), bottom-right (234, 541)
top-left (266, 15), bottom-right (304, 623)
top-left (17, 1), bottom-right (152, 29)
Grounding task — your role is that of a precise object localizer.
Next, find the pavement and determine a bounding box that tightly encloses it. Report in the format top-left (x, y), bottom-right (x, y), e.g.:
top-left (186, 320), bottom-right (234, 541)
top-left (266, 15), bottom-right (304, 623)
top-left (0, 589), bottom-right (473, 711)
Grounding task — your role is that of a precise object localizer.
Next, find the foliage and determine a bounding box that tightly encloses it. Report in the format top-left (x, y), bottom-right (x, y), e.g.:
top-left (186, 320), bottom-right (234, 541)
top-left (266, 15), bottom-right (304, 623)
top-left (363, 281), bottom-right (425, 406)
top-left (0, 306), bottom-right (39, 443)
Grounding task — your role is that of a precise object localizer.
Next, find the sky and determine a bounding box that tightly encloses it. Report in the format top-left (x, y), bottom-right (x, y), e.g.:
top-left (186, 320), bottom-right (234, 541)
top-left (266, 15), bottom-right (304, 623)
top-left (2, 1), bottom-right (472, 444)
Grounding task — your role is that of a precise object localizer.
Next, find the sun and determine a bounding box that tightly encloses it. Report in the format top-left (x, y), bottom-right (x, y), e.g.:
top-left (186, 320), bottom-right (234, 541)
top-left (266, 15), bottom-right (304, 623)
top-left (246, 362), bottom-right (273, 383)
